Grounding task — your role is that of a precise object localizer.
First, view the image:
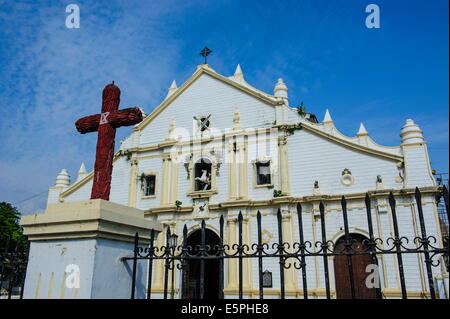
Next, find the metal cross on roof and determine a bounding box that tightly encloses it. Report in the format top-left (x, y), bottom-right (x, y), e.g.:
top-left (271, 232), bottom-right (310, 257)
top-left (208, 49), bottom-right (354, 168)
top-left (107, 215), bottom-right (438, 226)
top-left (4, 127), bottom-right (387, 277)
top-left (199, 47), bottom-right (212, 64)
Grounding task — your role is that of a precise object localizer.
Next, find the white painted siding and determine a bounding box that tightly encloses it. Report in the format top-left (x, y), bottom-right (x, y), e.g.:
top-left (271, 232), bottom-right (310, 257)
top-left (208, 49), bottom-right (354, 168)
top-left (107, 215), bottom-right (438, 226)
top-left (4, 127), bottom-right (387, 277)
top-left (140, 74), bottom-right (276, 146)
top-left (288, 129), bottom-right (402, 196)
top-left (403, 146), bottom-right (435, 187)
top-left (64, 180), bottom-right (92, 202)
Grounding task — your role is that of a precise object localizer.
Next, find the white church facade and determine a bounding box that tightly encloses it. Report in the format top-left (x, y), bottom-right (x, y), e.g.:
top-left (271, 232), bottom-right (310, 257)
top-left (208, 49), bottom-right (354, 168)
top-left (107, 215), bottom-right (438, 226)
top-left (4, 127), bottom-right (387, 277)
top-left (45, 64), bottom-right (447, 299)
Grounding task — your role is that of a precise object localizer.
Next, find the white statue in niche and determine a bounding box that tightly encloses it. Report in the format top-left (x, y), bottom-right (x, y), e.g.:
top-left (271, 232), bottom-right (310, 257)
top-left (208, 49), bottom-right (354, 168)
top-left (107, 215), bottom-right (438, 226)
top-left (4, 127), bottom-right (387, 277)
top-left (195, 169), bottom-right (211, 190)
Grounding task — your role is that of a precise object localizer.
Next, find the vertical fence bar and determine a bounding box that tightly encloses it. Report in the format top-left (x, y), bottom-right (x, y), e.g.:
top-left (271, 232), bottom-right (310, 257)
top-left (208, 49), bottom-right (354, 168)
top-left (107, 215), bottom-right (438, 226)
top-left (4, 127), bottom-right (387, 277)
top-left (219, 216), bottom-right (225, 299)
top-left (181, 224), bottom-right (188, 299)
top-left (277, 208), bottom-right (285, 299)
top-left (238, 211), bottom-right (243, 299)
top-left (257, 211), bottom-right (264, 299)
top-left (146, 229), bottom-right (155, 299)
top-left (443, 186), bottom-right (449, 272)
top-left (163, 227), bottom-right (171, 299)
top-left (443, 186), bottom-right (449, 223)
top-left (199, 220), bottom-right (206, 299)
top-left (296, 203), bottom-right (308, 299)
top-left (171, 245), bottom-right (176, 300)
top-left (388, 192), bottom-right (407, 299)
top-left (7, 240), bottom-right (20, 300)
top-left (131, 232), bottom-right (139, 299)
top-left (414, 187), bottom-right (436, 299)
top-left (0, 237), bottom-right (10, 297)
top-left (365, 193), bottom-right (382, 299)
top-left (319, 201), bottom-right (331, 299)
top-left (341, 196), bottom-right (356, 299)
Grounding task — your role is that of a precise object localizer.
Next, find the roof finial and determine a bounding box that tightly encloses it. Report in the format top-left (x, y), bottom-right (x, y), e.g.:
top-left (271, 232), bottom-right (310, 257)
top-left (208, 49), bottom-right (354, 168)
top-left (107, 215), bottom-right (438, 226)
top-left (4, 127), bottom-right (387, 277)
top-left (232, 108), bottom-right (241, 130)
top-left (167, 80), bottom-right (178, 97)
top-left (357, 123), bottom-right (368, 136)
top-left (400, 119), bottom-right (424, 145)
top-left (77, 162), bottom-right (87, 182)
top-left (234, 64), bottom-right (243, 76)
top-left (323, 109), bottom-right (333, 123)
top-left (166, 119), bottom-right (176, 141)
top-left (55, 169), bottom-right (70, 187)
top-left (274, 78), bottom-right (289, 106)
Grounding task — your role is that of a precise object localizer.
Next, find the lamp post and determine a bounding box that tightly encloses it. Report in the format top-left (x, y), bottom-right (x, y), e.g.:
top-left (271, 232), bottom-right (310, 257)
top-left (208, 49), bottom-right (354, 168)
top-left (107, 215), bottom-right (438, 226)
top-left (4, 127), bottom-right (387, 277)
top-left (169, 233), bottom-right (178, 299)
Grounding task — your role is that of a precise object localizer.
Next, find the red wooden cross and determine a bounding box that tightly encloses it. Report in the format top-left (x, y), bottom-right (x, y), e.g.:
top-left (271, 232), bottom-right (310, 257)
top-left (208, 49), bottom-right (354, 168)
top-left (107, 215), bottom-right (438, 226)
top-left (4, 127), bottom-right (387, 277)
top-left (75, 82), bottom-right (143, 200)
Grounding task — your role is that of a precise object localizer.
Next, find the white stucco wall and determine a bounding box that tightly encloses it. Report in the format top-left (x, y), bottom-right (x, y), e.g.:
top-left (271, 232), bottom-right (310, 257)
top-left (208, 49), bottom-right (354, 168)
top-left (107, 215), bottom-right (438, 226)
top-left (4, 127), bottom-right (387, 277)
top-left (288, 129), bottom-right (402, 196)
top-left (139, 73), bottom-right (276, 146)
top-left (23, 238), bottom-right (146, 299)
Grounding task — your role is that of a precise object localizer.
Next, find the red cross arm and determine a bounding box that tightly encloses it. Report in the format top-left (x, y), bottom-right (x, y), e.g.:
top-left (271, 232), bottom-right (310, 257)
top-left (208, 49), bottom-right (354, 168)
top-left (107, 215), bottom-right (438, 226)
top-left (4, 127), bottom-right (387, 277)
top-left (75, 107), bottom-right (143, 134)
top-left (108, 107), bottom-right (143, 128)
top-left (75, 114), bottom-right (101, 134)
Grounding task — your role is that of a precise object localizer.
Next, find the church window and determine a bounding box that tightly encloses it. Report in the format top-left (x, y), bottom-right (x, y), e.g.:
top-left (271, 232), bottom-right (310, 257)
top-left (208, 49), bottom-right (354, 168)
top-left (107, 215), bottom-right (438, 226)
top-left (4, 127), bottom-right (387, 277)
top-left (194, 115), bottom-right (211, 132)
top-left (256, 161), bottom-right (271, 185)
top-left (194, 159), bottom-right (212, 191)
top-left (144, 175), bottom-right (156, 196)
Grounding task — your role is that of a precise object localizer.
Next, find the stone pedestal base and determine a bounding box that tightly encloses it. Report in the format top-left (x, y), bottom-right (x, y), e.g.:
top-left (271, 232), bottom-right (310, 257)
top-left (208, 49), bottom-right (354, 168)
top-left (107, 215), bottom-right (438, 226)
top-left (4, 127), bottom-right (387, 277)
top-left (21, 199), bottom-right (162, 299)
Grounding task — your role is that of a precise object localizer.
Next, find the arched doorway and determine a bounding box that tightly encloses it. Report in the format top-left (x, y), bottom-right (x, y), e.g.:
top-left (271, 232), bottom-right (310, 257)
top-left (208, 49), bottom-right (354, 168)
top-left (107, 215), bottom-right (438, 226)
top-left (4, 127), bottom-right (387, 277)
top-left (333, 233), bottom-right (378, 299)
top-left (182, 228), bottom-right (221, 299)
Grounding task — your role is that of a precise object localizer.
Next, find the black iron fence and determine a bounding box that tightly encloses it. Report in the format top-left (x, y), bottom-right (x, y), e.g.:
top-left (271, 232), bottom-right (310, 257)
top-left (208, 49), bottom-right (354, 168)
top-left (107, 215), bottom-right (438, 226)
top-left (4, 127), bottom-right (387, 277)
top-left (124, 186), bottom-right (449, 299)
top-left (0, 237), bottom-right (29, 299)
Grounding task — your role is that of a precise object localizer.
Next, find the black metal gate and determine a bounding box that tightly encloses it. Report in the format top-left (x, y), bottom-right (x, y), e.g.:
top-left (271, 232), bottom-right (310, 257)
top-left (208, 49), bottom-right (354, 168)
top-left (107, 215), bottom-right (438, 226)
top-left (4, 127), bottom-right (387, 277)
top-left (125, 187), bottom-right (449, 299)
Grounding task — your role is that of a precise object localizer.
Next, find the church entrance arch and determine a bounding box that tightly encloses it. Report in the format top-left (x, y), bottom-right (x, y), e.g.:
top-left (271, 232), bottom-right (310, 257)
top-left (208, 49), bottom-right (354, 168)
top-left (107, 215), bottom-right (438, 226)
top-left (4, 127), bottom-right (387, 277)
top-left (333, 233), bottom-right (378, 299)
top-left (182, 228), bottom-right (221, 299)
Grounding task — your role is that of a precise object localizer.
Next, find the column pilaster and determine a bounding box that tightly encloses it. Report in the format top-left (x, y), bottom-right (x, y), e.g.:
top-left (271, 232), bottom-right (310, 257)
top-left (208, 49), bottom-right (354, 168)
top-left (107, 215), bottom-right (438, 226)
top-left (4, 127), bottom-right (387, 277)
top-left (128, 158), bottom-right (139, 207)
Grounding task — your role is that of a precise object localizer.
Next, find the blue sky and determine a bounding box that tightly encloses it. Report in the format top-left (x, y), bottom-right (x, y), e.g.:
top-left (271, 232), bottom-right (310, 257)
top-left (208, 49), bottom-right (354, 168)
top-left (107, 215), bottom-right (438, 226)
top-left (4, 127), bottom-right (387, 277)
top-left (0, 0), bottom-right (448, 214)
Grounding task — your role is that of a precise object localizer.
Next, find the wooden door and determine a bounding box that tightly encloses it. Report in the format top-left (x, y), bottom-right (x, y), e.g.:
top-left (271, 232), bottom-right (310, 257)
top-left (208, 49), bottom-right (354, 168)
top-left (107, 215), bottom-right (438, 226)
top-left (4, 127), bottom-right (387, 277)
top-left (334, 234), bottom-right (377, 299)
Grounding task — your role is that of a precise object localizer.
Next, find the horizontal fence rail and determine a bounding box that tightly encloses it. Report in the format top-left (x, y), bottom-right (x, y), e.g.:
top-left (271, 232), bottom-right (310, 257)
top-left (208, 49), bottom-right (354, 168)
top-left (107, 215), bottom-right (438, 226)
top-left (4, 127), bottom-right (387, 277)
top-left (0, 238), bottom-right (29, 299)
top-left (123, 187), bottom-right (449, 299)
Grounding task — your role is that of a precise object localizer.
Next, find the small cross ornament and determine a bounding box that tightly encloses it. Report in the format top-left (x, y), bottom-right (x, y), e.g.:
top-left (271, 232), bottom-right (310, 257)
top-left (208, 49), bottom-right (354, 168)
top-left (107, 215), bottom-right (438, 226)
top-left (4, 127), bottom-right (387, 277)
top-left (199, 47), bottom-right (212, 64)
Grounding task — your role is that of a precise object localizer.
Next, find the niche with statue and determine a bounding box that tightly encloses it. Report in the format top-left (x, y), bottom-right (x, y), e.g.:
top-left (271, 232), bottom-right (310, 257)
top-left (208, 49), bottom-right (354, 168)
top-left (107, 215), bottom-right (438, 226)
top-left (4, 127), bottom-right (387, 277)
top-left (194, 158), bottom-right (212, 191)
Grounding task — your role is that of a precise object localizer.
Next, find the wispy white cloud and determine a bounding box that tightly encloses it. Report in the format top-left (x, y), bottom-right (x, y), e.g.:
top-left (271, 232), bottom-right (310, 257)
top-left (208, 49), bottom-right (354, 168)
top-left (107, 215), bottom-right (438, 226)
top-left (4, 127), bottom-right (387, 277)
top-left (0, 0), bottom-right (447, 215)
top-left (0, 1), bottom-right (195, 213)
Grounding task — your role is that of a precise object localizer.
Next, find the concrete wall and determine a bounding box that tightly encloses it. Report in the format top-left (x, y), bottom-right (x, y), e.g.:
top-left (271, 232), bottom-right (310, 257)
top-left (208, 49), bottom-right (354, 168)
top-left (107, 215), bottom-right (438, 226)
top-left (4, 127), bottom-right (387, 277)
top-left (23, 238), bottom-right (146, 299)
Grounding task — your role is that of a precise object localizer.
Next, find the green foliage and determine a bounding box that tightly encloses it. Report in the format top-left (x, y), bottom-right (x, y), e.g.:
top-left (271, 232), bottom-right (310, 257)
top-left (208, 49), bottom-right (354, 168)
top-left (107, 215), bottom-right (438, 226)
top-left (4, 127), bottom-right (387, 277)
top-left (138, 173), bottom-right (146, 182)
top-left (285, 127), bottom-right (296, 135)
top-left (273, 190), bottom-right (287, 198)
top-left (118, 149), bottom-right (133, 162)
top-left (175, 200), bottom-right (182, 208)
top-left (281, 123), bottom-right (302, 136)
top-left (0, 202), bottom-right (27, 250)
top-left (296, 101), bottom-right (307, 117)
top-left (138, 173), bottom-right (147, 190)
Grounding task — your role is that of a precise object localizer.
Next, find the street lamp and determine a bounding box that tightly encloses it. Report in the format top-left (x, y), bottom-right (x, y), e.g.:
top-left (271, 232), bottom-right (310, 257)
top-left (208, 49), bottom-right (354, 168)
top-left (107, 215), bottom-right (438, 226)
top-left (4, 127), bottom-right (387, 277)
top-left (169, 233), bottom-right (178, 299)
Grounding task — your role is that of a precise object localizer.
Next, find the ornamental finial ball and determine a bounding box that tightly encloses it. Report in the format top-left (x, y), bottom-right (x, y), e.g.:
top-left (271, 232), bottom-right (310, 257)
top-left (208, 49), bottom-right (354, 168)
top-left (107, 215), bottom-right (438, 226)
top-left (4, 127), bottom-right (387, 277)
top-left (274, 78), bottom-right (288, 102)
top-left (400, 119), bottom-right (424, 145)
